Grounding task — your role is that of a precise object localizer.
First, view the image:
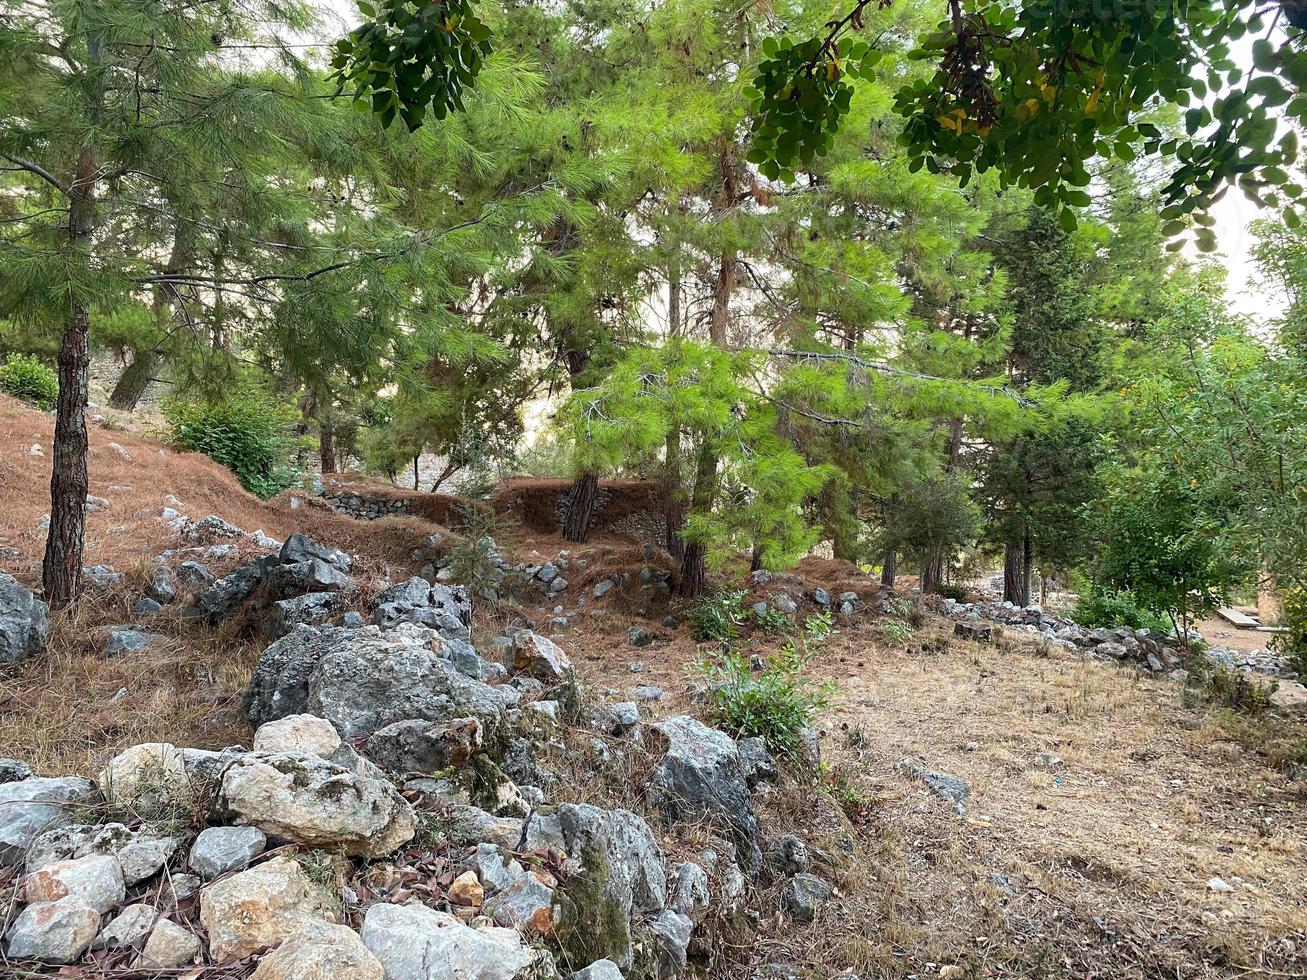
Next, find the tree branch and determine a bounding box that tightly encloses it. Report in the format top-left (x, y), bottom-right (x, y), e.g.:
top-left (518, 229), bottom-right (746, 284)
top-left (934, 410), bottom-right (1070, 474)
top-left (1, 152), bottom-right (69, 194)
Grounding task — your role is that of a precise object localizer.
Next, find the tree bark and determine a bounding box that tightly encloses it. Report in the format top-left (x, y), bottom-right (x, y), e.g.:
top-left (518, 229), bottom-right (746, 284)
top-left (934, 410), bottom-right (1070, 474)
top-left (880, 548), bottom-right (897, 588)
top-left (1022, 529), bottom-right (1034, 607)
top-left (43, 305), bottom-right (91, 609)
top-left (662, 257), bottom-right (685, 560)
top-left (319, 422), bottom-right (335, 474)
top-left (1002, 541), bottom-right (1022, 604)
top-left (921, 547), bottom-right (944, 596)
top-left (677, 438), bottom-right (719, 598)
top-left (107, 348), bottom-right (156, 410)
top-left (562, 470), bottom-right (599, 542)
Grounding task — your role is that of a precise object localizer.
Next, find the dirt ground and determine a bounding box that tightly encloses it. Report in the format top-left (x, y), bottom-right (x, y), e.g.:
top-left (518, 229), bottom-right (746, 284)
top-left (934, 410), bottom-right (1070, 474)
top-left (3, 393), bottom-right (1306, 978)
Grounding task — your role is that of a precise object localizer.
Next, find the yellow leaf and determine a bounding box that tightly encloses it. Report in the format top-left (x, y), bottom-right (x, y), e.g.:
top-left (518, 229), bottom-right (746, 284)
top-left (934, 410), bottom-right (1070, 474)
top-left (1086, 90), bottom-right (1100, 113)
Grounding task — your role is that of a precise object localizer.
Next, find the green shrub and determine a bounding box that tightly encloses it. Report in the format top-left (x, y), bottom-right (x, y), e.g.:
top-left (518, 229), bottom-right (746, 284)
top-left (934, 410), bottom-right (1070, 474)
top-left (0, 353), bottom-right (58, 410)
top-left (1271, 586), bottom-right (1307, 678)
top-left (935, 582), bottom-right (970, 603)
top-left (697, 642), bottom-right (834, 762)
top-left (881, 619), bottom-right (914, 644)
top-left (688, 587), bottom-right (747, 642)
top-left (443, 504), bottom-right (502, 596)
top-left (1072, 586), bottom-right (1173, 634)
top-left (751, 605), bottom-right (791, 634)
top-left (165, 389), bottom-right (300, 499)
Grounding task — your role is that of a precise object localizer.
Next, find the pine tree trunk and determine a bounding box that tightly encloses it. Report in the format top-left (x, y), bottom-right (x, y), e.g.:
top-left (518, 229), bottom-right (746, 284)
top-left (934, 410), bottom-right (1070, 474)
top-left (1021, 530), bottom-right (1034, 607)
top-left (880, 548), bottom-right (897, 588)
top-left (319, 423), bottom-right (335, 474)
top-left (43, 305), bottom-right (91, 609)
top-left (1002, 542), bottom-right (1024, 604)
top-left (107, 348), bottom-right (155, 411)
top-left (662, 259), bottom-right (685, 560)
top-left (749, 546), bottom-right (763, 573)
top-left (413, 456), bottom-right (420, 490)
top-left (921, 547), bottom-right (944, 596)
top-left (562, 471), bottom-right (598, 542)
top-left (677, 441), bottom-right (719, 598)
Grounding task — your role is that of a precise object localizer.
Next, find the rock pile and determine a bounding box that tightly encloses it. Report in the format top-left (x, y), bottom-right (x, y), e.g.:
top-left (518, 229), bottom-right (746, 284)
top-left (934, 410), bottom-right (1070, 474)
top-left (2, 531), bottom-right (839, 978)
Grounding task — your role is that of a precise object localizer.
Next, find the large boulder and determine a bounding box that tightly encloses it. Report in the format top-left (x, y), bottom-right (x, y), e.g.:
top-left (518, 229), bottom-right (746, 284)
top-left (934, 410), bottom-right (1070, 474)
top-left (0, 571), bottom-right (49, 664)
top-left (373, 578), bottom-right (472, 639)
top-left (217, 752), bottom-right (415, 857)
top-left (199, 856), bottom-right (336, 963)
top-left (243, 624), bottom-right (515, 741)
top-left (267, 559), bottom-right (355, 600)
top-left (646, 716), bottom-right (761, 875)
top-left (98, 742), bottom-right (215, 816)
top-left (360, 902), bottom-right (538, 980)
top-left (250, 920), bottom-right (383, 980)
top-left (262, 593), bottom-right (345, 639)
top-left (0, 776), bottom-right (98, 867)
top-left (522, 803), bottom-right (665, 967)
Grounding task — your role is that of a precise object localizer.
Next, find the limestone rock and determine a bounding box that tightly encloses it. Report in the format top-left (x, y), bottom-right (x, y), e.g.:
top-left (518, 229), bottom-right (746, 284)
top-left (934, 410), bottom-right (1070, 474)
top-left (218, 752), bottom-right (415, 857)
top-left (512, 631), bottom-right (573, 683)
top-left (0, 757), bottom-right (33, 784)
top-left (75, 824), bottom-right (176, 885)
top-left (24, 853), bottom-right (125, 912)
top-left (483, 872), bottom-right (556, 932)
top-left (649, 909), bottom-right (692, 978)
top-left (373, 578), bottom-right (472, 639)
top-left (365, 717), bottom-right (482, 773)
top-left (4, 895), bottom-right (100, 962)
top-left (898, 756), bottom-right (970, 816)
top-left (243, 624), bottom-right (514, 741)
top-left (98, 742), bottom-right (197, 815)
top-left (93, 903), bottom-right (159, 950)
top-left (132, 918), bottom-right (201, 968)
top-left (573, 961), bottom-right (625, 980)
top-left (647, 716), bottom-right (761, 875)
top-left (253, 714), bottom-right (341, 757)
top-left (268, 559), bottom-right (355, 600)
top-left (667, 861), bottom-right (711, 919)
top-left (199, 856), bottom-right (336, 963)
top-left (522, 803), bottom-right (664, 966)
top-left (779, 873), bottom-right (832, 921)
top-left (0, 571), bottom-right (49, 664)
top-left (466, 842), bottom-right (525, 896)
top-left (280, 533), bottom-right (352, 571)
top-left (196, 557), bottom-right (275, 623)
top-left (189, 826), bottom-right (267, 879)
top-left (250, 920), bottom-right (383, 980)
top-left (263, 593), bottom-right (345, 639)
top-left (360, 902), bottom-right (537, 980)
top-left (737, 737), bottom-right (778, 788)
top-left (0, 776), bottom-right (99, 867)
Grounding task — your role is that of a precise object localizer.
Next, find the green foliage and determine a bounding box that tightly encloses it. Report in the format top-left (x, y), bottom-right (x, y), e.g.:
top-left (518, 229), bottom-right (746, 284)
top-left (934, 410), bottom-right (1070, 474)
top-left (1072, 587), bottom-right (1172, 635)
top-left (0, 353), bottom-right (57, 410)
top-left (751, 605), bottom-right (792, 635)
top-left (746, 32), bottom-right (882, 181)
top-left (165, 389), bottom-right (300, 499)
top-left (687, 587), bottom-right (747, 643)
top-left (880, 618), bottom-right (913, 644)
top-left (749, 2), bottom-right (1306, 233)
top-left (1271, 587), bottom-right (1307, 679)
top-left (329, 0), bottom-right (493, 131)
top-left (1089, 471), bottom-right (1242, 638)
top-left (443, 504), bottom-right (502, 596)
top-left (698, 641), bottom-right (834, 762)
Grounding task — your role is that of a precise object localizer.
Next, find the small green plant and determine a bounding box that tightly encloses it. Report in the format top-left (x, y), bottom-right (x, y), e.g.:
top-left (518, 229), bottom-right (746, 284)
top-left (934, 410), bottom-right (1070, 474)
top-left (165, 387), bottom-right (300, 499)
top-left (0, 353), bottom-right (58, 410)
top-left (1199, 665), bottom-right (1276, 716)
top-left (880, 619), bottom-right (913, 645)
top-left (936, 582), bottom-right (970, 603)
top-left (1072, 586), bottom-right (1173, 634)
top-left (688, 587), bottom-right (747, 642)
top-left (803, 610), bottom-right (834, 644)
top-left (752, 605), bottom-right (791, 634)
top-left (698, 643), bottom-right (834, 763)
top-left (444, 503), bottom-right (502, 596)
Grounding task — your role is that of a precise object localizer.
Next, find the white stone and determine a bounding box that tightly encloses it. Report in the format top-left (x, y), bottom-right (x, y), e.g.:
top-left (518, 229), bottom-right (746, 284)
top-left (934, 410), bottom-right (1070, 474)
top-left (98, 742), bottom-right (194, 814)
top-left (189, 825), bottom-right (267, 879)
top-left (199, 856), bottom-right (335, 962)
top-left (4, 896), bottom-right (100, 962)
top-left (23, 853), bottom-right (125, 912)
top-left (253, 714), bottom-right (342, 756)
top-left (218, 752), bottom-right (414, 858)
top-left (93, 903), bottom-right (159, 950)
top-left (133, 918), bottom-right (201, 968)
top-left (360, 902), bottom-right (536, 980)
top-left (250, 920), bottom-right (383, 980)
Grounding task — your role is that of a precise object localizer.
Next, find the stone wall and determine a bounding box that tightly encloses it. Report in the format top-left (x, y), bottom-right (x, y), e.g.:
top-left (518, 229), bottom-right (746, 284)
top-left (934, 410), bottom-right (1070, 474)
top-left (322, 491), bottom-right (415, 521)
